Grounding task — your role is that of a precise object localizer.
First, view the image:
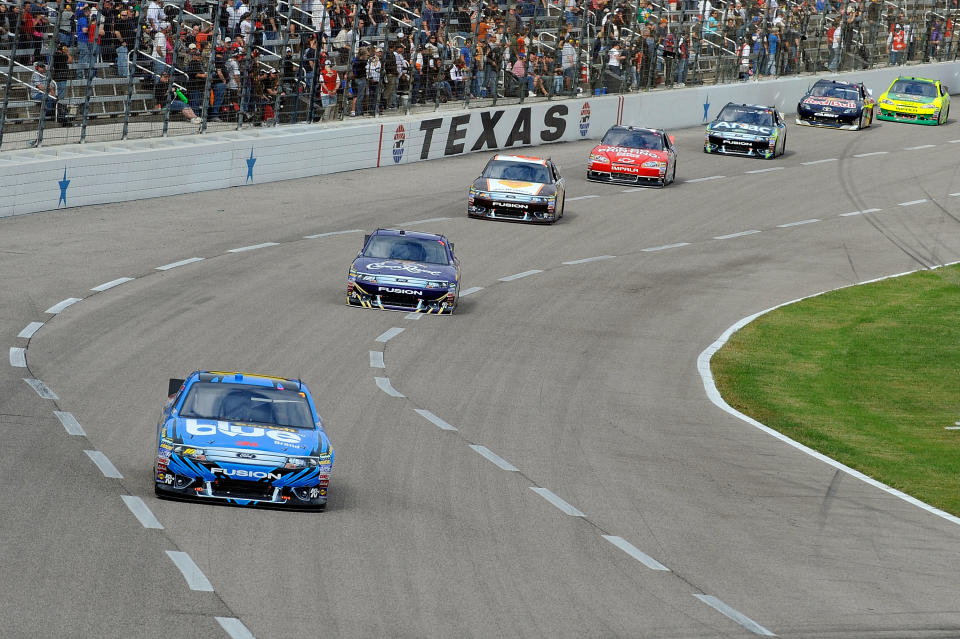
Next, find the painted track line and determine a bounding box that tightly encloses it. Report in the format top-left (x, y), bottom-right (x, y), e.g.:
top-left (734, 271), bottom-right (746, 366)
top-left (904, 144), bottom-right (935, 150)
top-left (469, 445), bottom-right (519, 471)
top-left (567, 195), bottom-right (600, 201)
top-left (121, 495), bottom-right (164, 529)
top-left (54, 411), bottom-right (86, 436)
top-left (563, 255), bottom-right (616, 265)
top-left (84, 450), bottom-right (123, 478)
top-left (950, 140), bottom-right (960, 144)
top-left (414, 408), bottom-right (457, 431)
top-left (399, 217), bottom-right (451, 226)
top-left (304, 229), bottom-right (363, 239)
top-left (216, 618), bottom-right (256, 639)
top-left (404, 312), bottom-right (422, 320)
top-left (777, 219), bottom-right (819, 228)
top-left (228, 242), bottom-right (279, 253)
top-left (898, 199), bottom-right (928, 207)
top-left (840, 208), bottom-right (882, 217)
top-left (460, 286), bottom-right (484, 297)
top-left (375, 327), bottom-right (405, 343)
top-left (156, 257), bottom-right (204, 271)
top-left (369, 351), bottom-right (385, 368)
top-left (45, 298), bottom-right (82, 314)
top-left (374, 377), bottom-right (405, 398)
top-left (642, 242), bottom-right (690, 252)
top-left (499, 270), bottom-right (543, 282)
top-left (745, 167), bottom-right (783, 174)
top-left (18, 322), bottom-right (44, 338)
top-left (165, 551), bottom-right (215, 592)
top-left (23, 378), bottom-right (58, 399)
top-left (602, 536), bottom-right (670, 571)
top-left (801, 158), bottom-right (837, 165)
top-left (91, 277), bottom-right (134, 292)
top-left (853, 151), bottom-right (888, 158)
top-left (694, 595), bottom-right (776, 636)
top-left (9, 347), bottom-right (26, 367)
top-left (714, 230), bottom-right (760, 240)
top-left (951, 193), bottom-right (960, 197)
top-left (685, 175), bottom-right (725, 183)
top-left (530, 487), bottom-right (585, 516)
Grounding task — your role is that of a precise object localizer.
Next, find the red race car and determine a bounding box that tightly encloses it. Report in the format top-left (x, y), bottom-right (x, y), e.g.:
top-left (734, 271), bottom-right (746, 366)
top-left (587, 125), bottom-right (677, 187)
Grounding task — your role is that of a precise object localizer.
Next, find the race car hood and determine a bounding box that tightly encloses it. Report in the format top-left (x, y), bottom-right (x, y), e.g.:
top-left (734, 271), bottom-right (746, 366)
top-left (706, 121), bottom-right (776, 137)
top-left (167, 417), bottom-right (320, 455)
top-left (481, 178), bottom-right (547, 195)
top-left (590, 145), bottom-right (668, 162)
top-left (885, 93), bottom-right (937, 104)
top-left (352, 256), bottom-right (456, 281)
top-left (800, 96), bottom-right (858, 109)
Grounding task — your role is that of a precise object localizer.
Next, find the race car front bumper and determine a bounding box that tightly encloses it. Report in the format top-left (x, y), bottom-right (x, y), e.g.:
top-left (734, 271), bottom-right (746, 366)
top-left (704, 136), bottom-right (776, 159)
top-left (468, 195), bottom-right (557, 224)
top-left (347, 283), bottom-right (455, 314)
top-left (587, 167), bottom-right (664, 186)
top-left (876, 109), bottom-right (940, 125)
top-left (795, 115), bottom-right (861, 130)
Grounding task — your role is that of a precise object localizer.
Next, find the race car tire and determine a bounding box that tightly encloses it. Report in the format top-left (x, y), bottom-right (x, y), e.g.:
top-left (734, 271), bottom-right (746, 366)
top-left (559, 193), bottom-right (565, 219)
top-left (669, 163), bottom-right (676, 185)
top-left (857, 113), bottom-right (864, 130)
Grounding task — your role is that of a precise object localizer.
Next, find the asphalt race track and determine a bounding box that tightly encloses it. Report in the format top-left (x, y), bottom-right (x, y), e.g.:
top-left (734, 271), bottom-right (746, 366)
top-left (3, 111), bottom-right (960, 639)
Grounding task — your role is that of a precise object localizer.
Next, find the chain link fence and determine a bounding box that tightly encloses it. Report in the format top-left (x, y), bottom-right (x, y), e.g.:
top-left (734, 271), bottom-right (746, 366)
top-left (1, 0), bottom-right (957, 150)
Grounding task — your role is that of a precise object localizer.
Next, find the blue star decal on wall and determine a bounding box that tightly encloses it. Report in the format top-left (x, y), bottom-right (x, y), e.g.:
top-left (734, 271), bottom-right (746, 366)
top-left (245, 147), bottom-right (256, 183)
top-left (703, 94), bottom-right (711, 122)
top-left (58, 167), bottom-right (70, 207)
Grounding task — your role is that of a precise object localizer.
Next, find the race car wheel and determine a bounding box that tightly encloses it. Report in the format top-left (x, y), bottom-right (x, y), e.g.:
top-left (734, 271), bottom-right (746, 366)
top-left (669, 163), bottom-right (676, 185)
top-left (559, 193), bottom-right (565, 219)
top-left (857, 113), bottom-right (864, 130)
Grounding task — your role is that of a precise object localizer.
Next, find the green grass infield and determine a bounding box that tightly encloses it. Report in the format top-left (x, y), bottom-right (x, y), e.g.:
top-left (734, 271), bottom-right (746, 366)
top-left (711, 263), bottom-right (960, 517)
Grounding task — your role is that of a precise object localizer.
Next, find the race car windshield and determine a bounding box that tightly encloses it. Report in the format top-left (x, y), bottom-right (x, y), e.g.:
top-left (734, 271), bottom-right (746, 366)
top-left (717, 107), bottom-right (773, 127)
top-left (889, 80), bottom-right (937, 98)
top-left (600, 129), bottom-right (664, 150)
top-left (482, 160), bottom-right (552, 184)
top-left (363, 235), bottom-right (449, 264)
top-left (810, 83), bottom-right (858, 99)
top-left (179, 382), bottom-right (315, 428)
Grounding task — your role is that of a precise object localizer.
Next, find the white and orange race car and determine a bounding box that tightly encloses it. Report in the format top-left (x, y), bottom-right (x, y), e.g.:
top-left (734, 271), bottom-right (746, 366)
top-left (468, 154), bottom-right (566, 224)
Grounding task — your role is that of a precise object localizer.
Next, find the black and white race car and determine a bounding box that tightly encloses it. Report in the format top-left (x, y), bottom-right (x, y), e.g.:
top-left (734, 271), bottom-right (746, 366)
top-left (704, 103), bottom-right (787, 159)
top-left (796, 79), bottom-right (875, 130)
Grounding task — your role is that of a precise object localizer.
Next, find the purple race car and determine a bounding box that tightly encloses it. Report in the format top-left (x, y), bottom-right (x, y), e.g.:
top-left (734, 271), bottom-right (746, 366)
top-left (347, 229), bottom-right (461, 315)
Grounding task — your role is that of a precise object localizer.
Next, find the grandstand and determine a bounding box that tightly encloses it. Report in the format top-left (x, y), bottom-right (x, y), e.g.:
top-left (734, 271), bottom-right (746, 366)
top-left (1, 0), bottom-right (957, 150)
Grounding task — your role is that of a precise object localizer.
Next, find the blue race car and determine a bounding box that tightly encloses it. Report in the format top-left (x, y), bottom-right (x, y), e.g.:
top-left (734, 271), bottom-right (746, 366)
top-left (155, 371), bottom-right (334, 510)
top-left (347, 228), bottom-right (460, 315)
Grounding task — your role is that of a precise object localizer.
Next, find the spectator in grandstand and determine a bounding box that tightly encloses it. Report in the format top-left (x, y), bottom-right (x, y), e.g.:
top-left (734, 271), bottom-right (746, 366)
top-left (302, 33), bottom-right (319, 88)
top-left (529, 51), bottom-right (549, 96)
top-left (737, 36), bottom-right (751, 79)
top-left (146, 0), bottom-right (163, 33)
top-left (153, 69), bottom-right (202, 123)
top-left (826, 17), bottom-right (842, 71)
top-left (152, 21), bottom-right (170, 75)
top-left (228, 0), bottom-right (249, 37)
top-left (928, 18), bottom-right (943, 61)
top-left (186, 46), bottom-right (207, 112)
top-left (484, 37), bottom-right (501, 98)
top-left (561, 37), bottom-right (577, 94)
top-left (319, 59), bottom-right (341, 118)
top-left (449, 56), bottom-right (465, 99)
top-left (887, 21), bottom-right (906, 65)
top-left (764, 26), bottom-right (779, 75)
top-left (30, 60), bottom-right (57, 120)
top-left (114, 6), bottom-right (137, 77)
top-left (207, 45), bottom-right (228, 121)
top-left (367, 46), bottom-right (383, 114)
top-left (51, 43), bottom-right (72, 105)
top-left (350, 48), bottom-right (369, 115)
top-left (75, 5), bottom-right (97, 79)
top-left (675, 30), bottom-right (688, 86)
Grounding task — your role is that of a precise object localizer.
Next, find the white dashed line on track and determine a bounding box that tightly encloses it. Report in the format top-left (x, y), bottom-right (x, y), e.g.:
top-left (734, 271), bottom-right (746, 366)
top-left (898, 199), bottom-right (928, 207)
top-left (685, 175), bottom-right (725, 183)
top-left (54, 411), bottom-right (86, 436)
top-left (374, 377), bottom-right (405, 398)
top-left (567, 195), bottom-right (601, 201)
top-left (853, 151), bottom-right (888, 158)
top-left (369, 351), bottom-right (385, 368)
top-left (950, 140), bottom-right (960, 144)
top-left (375, 327), bottom-right (405, 343)
top-left (601, 536), bottom-right (670, 571)
top-left (563, 255), bottom-right (616, 265)
top-left (951, 193), bottom-right (960, 197)
top-left (91, 277), bottom-right (134, 292)
top-left (156, 257), bottom-right (204, 271)
top-left (840, 208), bottom-right (883, 217)
top-left (23, 378), bottom-right (58, 399)
top-left (9, 347), bottom-right (26, 367)
top-left (84, 450), bottom-right (123, 478)
top-left (694, 595), bottom-right (776, 636)
top-left (469, 445), bottom-right (519, 471)
top-left (18, 322), bottom-right (44, 338)
top-left (121, 495), bottom-right (164, 529)
top-left (414, 408), bottom-right (457, 431)
top-left (303, 229), bottom-right (363, 239)
top-left (530, 487), bottom-right (585, 516)
top-left (45, 298), bottom-right (82, 314)
top-left (745, 167), bottom-right (783, 174)
top-left (642, 242), bottom-right (690, 252)
top-left (460, 286), bottom-right (484, 296)
top-left (777, 219), bottom-right (820, 228)
top-left (801, 158), bottom-right (838, 165)
top-left (499, 270), bottom-right (543, 282)
top-left (228, 242), bottom-right (279, 253)
top-left (399, 217), bottom-right (451, 226)
top-left (621, 188), bottom-right (649, 193)
top-left (165, 551), bottom-right (215, 592)
top-left (216, 618), bottom-right (256, 639)
top-left (714, 230), bottom-right (760, 240)
top-left (904, 144), bottom-right (936, 150)
top-left (404, 312), bottom-right (422, 320)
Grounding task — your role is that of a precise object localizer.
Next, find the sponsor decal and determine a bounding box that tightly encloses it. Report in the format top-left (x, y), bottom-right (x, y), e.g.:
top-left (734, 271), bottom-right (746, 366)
top-left (804, 96), bottom-right (856, 109)
top-left (579, 102), bottom-right (591, 137)
top-left (159, 442), bottom-right (174, 451)
top-left (613, 165), bottom-right (642, 174)
top-left (366, 262), bottom-right (443, 276)
top-left (393, 125), bottom-right (406, 164)
top-left (237, 452), bottom-right (257, 459)
top-left (236, 440), bottom-right (258, 447)
top-left (419, 106), bottom-right (568, 159)
top-left (310, 487), bottom-right (321, 498)
top-left (381, 287), bottom-right (423, 295)
top-left (712, 121), bottom-right (774, 135)
top-left (185, 420), bottom-right (302, 444)
top-left (319, 489), bottom-right (327, 496)
top-left (158, 449), bottom-right (172, 459)
top-left (496, 202), bottom-right (527, 209)
top-left (212, 467), bottom-right (282, 480)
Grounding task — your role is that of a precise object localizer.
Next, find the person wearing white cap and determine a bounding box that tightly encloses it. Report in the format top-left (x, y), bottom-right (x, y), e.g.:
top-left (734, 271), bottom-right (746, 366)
top-left (30, 60), bottom-right (57, 119)
top-left (146, 0), bottom-right (163, 32)
top-left (153, 21), bottom-right (170, 75)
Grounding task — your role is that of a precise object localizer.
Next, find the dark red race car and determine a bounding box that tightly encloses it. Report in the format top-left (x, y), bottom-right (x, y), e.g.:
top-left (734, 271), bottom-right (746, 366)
top-left (587, 125), bottom-right (677, 187)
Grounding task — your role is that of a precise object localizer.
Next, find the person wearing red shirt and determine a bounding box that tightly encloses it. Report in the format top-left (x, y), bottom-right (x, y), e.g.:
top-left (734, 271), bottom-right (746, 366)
top-left (318, 59), bottom-right (341, 121)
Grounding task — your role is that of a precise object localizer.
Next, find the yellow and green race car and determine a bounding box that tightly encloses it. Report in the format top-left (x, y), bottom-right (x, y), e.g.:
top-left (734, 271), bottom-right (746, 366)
top-left (877, 77), bottom-right (950, 125)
